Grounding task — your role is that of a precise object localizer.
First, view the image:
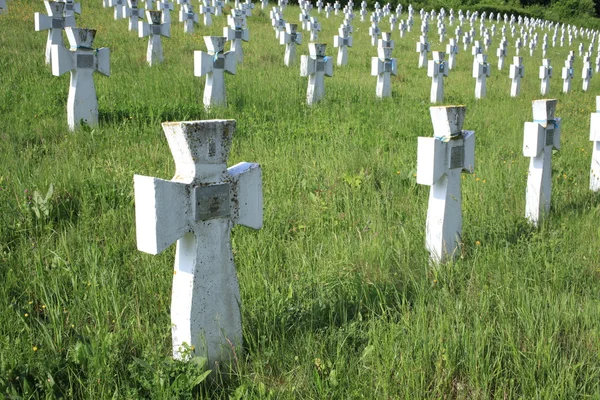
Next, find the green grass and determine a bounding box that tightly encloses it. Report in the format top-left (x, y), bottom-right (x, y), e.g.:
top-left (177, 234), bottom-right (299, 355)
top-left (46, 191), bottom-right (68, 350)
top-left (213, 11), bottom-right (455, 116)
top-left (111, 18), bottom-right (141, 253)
top-left (2, 1), bottom-right (600, 398)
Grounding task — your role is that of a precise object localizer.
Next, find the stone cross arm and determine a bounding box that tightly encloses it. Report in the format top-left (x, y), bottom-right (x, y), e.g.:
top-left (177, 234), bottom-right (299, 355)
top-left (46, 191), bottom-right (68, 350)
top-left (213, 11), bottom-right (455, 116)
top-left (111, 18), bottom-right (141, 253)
top-left (300, 55), bottom-right (333, 77)
top-left (539, 64), bottom-right (553, 78)
top-left (51, 45), bottom-right (111, 76)
top-left (509, 62), bottom-right (524, 79)
top-left (280, 30), bottom-right (302, 45)
top-left (194, 50), bottom-right (236, 76)
top-left (473, 58), bottom-right (490, 78)
top-left (523, 118), bottom-right (561, 157)
top-left (333, 35), bottom-right (353, 48)
top-left (417, 131), bottom-right (475, 186)
top-left (224, 27), bottom-right (249, 42)
top-left (371, 56), bottom-right (397, 76)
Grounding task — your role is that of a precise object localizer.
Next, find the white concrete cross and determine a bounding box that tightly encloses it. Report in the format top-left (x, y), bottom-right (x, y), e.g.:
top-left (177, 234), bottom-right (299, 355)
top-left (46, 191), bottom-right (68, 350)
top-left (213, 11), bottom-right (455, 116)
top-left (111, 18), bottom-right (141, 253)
top-left (334, 0), bottom-right (340, 14)
top-left (300, 43), bottom-right (333, 105)
top-left (462, 31), bottom-right (471, 51)
top-left (261, 0), bottom-right (268, 9)
top-left (378, 31), bottom-right (394, 49)
top-left (417, 106), bottom-right (475, 263)
top-left (471, 40), bottom-right (482, 58)
top-left (108, 0), bottom-right (128, 20)
top-left (523, 99), bottom-right (561, 225)
top-left (561, 57), bottom-right (574, 93)
top-left (180, 4), bottom-right (199, 33)
top-left (324, 3), bottom-right (332, 18)
top-left (34, 1), bottom-right (75, 65)
top-left (369, 22), bottom-right (380, 46)
top-left (139, 10), bottom-right (170, 66)
top-left (333, 25), bottom-right (352, 66)
top-left (389, 13), bottom-right (397, 31)
top-left (198, 0), bottom-right (214, 26)
top-left (427, 51), bottom-right (447, 103)
top-left (438, 23), bottom-right (445, 43)
top-left (126, 0), bottom-right (144, 32)
top-left (280, 22), bottom-right (302, 66)
top-left (134, 119), bottom-right (263, 369)
top-left (307, 17), bottom-right (321, 41)
top-left (156, 0), bottom-right (174, 23)
top-left (590, 97), bottom-right (600, 191)
top-left (496, 42), bottom-right (507, 70)
top-left (212, 0), bottom-right (223, 16)
top-left (224, 16), bottom-right (249, 64)
top-left (50, 28), bottom-right (110, 131)
top-left (398, 19), bottom-right (407, 38)
top-left (272, 13), bottom-right (285, 39)
top-left (539, 58), bottom-right (552, 95)
top-left (316, 0), bottom-right (323, 13)
top-left (472, 53), bottom-right (490, 99)
top-left (371, 46), bottom-right (397, 98)
top-left (416, 35), bottom-right (430, 68)
top-left (194, 36), bottom-right (236, 108)
top-left (582, 59), bottom-right (592, 91)
top-left (509, 56), bottom-right (524, 97)
top-left (242, 0), bottom-right (254, 16)
top-left (446, 38), bottom-right (458, 70)
top-left (60, 0), bottom-right (81, 18)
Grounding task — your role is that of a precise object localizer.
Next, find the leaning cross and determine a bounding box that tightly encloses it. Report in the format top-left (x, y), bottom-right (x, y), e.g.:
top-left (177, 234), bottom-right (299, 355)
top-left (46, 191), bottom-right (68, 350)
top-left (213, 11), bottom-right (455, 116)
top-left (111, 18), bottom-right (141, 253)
top-left (139, 10), bottom-right (170, 66)
top-left (427, 51), bottom-right (448, 103)
top-left (34, 1), bottom-right (75, 65)
top-left (194, 36), bottom-right (236, 108)
top-left (280, 23), bottom-right (302, 66)
top-left (371, 46), bottom-right (397, 98)
top-left (333, 25), bottom-right (352, 66)
top-left (539, 58), bottom-right (552, 95)
top-left (51, 28), bottom-right (110, 131)
top-left (509, 56), bottom-right (524, 97)
top-left (589, 97), bottom-right (600, 191)
top-left (523, 99), bottom-right (561, 225)
top-left (472, 53), bottom-right (490, 99)
top-left (134, 119), bottom-right (263, 369)
top-left (300, 43), bottom-right (333, 105)
top-left (416, 106), bottom-right (475, 263)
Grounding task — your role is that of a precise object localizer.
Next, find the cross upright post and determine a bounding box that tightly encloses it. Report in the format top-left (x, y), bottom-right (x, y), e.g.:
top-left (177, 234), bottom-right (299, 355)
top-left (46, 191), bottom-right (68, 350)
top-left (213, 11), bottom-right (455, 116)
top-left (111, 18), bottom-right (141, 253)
top-left (416, 35), bottom-right (430, 68)
top-left (51, 27), bottom-right (110, 130)
top-left (34, 1), bottom-right (75, 65)
top-left (139, 10), bottom-right (170, 66)
top-left (300, 43), bottom-right (333, 105)
top-left (509, 56), bottom-right (524, 97)
top-left (417, 106), bottom-right (475, 263)
top-left (194, 36), bottom-right (236, 108)
top-left (369, 22), bottom-right (380, 46)
top-left (590, 97), bottom-right (600, 191)
top-left (539, 58), bottom-right (552, 95)
top-left (371, 46), bottom-right (397, 98)
top-left (280, 23), bottom-right (302, 66)
top-left (427, 51), bottom-right (448, 103)
top-left (134, 119), bottom-right (263, 370)
top-left (333, 25), bottom-right (352, 66)
top-left (156, 0), bottom-right (174, 23)
top-left (523, 99), bottom-right (561, 225)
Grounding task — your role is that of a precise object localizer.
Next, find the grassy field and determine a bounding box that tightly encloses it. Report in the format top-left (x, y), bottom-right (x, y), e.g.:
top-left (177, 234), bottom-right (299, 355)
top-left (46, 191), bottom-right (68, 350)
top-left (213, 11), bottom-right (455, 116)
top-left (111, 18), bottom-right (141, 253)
top-left (1, 0), bottom-right (600, 398)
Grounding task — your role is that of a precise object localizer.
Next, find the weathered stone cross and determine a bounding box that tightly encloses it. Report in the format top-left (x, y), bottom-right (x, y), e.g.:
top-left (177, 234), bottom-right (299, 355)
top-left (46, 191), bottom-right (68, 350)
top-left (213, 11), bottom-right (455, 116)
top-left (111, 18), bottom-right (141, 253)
top-left (509, 56), bottom-right (524, 97)
top-left (224, 16), bottom-right (249, 64)
top-left (300, 43), bottom-right (333, 105)
top-left (371, 46), bottom-right (397, 98)
top-left (280, 23), bottom-right (302, 66)
top-left (139, 10), bottom-right (170, 66)
top-left (472, 53), bottom-right (490, 99)
top-left (333, 25), bottom-right (352, 66)
top-left (51, 28), bottom-right (110, 131)
top-left (134, 119), bottom-right (263, 369)
top-left (416, 106), bottom-right (475, 263)
top-left (427, 51), bottom-right (447, 103)
top-left (539, 58), bottom-right (552, 95)
top-left (523, 99), bottom-right (561, 225)
top-left (194, 36), bottom-right (236, 108)
top-left (34, 1), bottom-right (75, 65)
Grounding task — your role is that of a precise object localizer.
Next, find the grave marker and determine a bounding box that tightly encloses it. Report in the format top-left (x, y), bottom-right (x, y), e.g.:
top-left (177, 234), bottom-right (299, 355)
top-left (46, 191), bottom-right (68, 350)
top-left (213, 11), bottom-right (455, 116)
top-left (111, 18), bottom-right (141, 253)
top-left (472, 53), bottom-right (490, 99)
top-left (371, 46), bottom-right (397, 98)
top-left (224, 16), bottom-right (249, 64)
top-left (333, 25), bottom-right (352, 66)
top-left (134, 119), bottom-right (263, 369)
top-left (194, 36), bottom-right (236, 108)
top-left (126, 0), bottom-right (144, 32)
top-left (416, 35), bottom-right (430, 68)
top-left (280, 23), bottom-right (302, 66)
top-left (139, 10), bottom-right (170, 66)
top-left (50, 27), bottom-right (110, 130)
top-left (509, 56), bottom-right (524, 97)
top-left (523, 99), bottom-right (561, 225)
top-left (427, 51), bottom-right (447, 103)
top-left (582, 59), bottom-right (592, 91)
top-left (446, 37), bottom-right (458, 70)
top-left (34, 1), bottom-right (75, 65)
top-left (590, 97), bottom-right (600, 191)
top-left (416, 106), bottom-right (475, 263)
top-left (539, 58), bottom-right (552, 95)
top-left (561, 57), bottom-right (574, 93)
top-left (180, 4), bottom-right (199, 33)
top-left (199, 0), bottom-right (214, 26)
top-left (300, 43), bottom-right (333, 105)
